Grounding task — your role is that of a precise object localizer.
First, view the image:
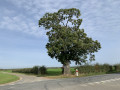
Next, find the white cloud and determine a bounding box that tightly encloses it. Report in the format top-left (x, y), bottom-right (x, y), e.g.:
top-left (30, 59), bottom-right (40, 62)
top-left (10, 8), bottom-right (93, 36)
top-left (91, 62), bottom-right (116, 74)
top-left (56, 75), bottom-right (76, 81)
top-left (0, 0), bottom-right (120, 68)
top-left (1, 0), bottom-right (120, 38)
top-left (0, 15), bottom-right (46, 37)
top-left (8, 0), bottom-right (75, 18)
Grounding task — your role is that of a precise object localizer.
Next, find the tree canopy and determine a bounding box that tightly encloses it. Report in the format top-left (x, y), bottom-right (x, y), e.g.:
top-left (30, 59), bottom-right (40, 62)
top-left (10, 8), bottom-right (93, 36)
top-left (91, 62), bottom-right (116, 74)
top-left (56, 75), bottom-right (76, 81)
top-left (39, 8), bottom-right (101, 75)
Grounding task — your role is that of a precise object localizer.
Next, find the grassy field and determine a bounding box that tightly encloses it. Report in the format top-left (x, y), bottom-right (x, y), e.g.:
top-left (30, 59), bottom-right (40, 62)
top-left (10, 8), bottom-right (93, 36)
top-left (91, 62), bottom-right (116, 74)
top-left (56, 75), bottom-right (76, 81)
top-left (45, 68), bottom-right (106, 78)
top-left (0, 71), bottom-right (19, 84)
top-left (35, 67), bottom-right (76, 78)
top-left (47, 67), bottom-right (75, 76)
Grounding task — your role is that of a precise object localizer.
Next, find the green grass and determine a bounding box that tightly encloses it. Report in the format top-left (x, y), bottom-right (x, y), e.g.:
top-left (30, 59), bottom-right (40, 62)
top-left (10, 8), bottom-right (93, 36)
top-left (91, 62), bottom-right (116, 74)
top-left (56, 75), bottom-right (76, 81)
top-left (46, 67), bottom-right (75, 76)
top-left (81, 72), bottom-right (106, 77)
top-left (0, 71), bottom-right (19, 84)
top-left (2, 70), bottom-right (12, 73)
top-left (43, 68), bottom-right (106, 79)
top-left (37, 67), bottom-right (76, 78)
top-left (47, 68), bottom-right (62, 76)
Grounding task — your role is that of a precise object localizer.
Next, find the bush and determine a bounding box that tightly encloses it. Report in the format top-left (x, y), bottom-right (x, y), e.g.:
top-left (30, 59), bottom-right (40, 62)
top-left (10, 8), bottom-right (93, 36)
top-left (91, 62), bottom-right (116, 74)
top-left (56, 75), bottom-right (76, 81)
top-left (94, 63), bottom-right (100, 73)
top-left (31, 66), bottom-right (39, 74)
top-left (12, 65), bottom-right (47, 75)
top-left (78, 63), bottom-right (113, 74)
top-left (12, 68), bottom-right (32, 73)
top-left (78, 65), bottom-right (95, 74)
top-left (39, 66), bottom-right (47, 75)
top-left (114, 64), bottom-right (120, 72)
top-left (102, 64), bottom-right (111, 72)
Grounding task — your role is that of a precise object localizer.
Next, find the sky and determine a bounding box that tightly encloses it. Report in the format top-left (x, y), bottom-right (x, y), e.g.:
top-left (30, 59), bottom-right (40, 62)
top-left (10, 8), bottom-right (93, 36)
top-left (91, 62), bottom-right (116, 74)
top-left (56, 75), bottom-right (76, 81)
top-left (0, 0), bottom-right (120, 69)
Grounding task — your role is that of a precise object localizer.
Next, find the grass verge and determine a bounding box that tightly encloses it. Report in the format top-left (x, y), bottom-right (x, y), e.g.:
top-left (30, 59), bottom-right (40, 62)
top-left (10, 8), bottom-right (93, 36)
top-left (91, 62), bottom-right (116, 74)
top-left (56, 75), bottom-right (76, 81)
top-left (0, 71), bottom-right (19, 85)
top-left (44, 72), bottom-right (106, 79)
top-left (37, 68), bottom-right (106, 79)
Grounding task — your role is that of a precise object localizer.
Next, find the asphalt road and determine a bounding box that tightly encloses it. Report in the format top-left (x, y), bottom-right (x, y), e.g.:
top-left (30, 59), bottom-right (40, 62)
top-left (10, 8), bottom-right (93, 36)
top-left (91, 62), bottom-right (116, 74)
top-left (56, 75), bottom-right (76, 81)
top-left (0, 73), bottom-right (120, 90)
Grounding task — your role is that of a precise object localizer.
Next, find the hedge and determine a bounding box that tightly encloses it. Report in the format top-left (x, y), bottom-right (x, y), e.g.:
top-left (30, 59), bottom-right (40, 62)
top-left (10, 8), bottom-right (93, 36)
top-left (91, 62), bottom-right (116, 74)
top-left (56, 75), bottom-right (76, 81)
top-left (77, 64), bottom-right (113, 74)
top-left (12, 66), bottom-right (47, 75)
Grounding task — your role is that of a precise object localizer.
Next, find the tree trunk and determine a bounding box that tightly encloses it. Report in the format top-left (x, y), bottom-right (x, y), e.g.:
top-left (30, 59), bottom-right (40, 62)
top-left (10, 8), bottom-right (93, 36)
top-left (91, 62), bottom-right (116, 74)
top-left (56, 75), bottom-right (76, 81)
top-left (63, 62), bottom-right (71, 76)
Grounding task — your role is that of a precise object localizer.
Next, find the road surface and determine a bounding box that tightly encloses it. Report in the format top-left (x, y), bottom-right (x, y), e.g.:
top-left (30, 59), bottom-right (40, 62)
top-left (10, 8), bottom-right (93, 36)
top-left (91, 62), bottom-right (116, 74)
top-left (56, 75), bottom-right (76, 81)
top-left (0, 73), bottom-right (120, 90)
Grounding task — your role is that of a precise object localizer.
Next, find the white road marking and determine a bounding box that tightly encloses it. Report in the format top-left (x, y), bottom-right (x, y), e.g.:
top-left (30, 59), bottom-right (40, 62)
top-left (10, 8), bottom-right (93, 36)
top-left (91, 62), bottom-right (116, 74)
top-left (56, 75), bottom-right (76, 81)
top-left (86, 78), bottom-right (120, 86)
top-left (94, 82), bottom-right (100, 84)
top-left (80, 84), bottom-right (88, 86)
top-left (88, 83), bottom-right (95, 85)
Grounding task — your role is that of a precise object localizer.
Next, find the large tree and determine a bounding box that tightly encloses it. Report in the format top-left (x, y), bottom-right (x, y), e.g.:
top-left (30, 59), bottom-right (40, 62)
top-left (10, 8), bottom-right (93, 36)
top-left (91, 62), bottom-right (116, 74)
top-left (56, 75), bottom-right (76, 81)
top-left (39, 8), bottom-right (101, 75)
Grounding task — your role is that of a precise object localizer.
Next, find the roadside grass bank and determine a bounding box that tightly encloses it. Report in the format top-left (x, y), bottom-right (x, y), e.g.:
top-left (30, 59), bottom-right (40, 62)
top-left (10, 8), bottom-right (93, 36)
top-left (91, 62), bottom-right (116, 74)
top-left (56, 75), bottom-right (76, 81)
top-left (0, 71), bottom-right (19, 85)
top-left (44, 70), bottom-right (106, 79)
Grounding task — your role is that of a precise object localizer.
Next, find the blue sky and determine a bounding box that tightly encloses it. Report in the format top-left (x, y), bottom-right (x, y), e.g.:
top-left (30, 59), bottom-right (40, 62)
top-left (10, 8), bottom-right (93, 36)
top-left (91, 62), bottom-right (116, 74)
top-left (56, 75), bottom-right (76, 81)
top-left (0, 0), bottom-right (120, 69)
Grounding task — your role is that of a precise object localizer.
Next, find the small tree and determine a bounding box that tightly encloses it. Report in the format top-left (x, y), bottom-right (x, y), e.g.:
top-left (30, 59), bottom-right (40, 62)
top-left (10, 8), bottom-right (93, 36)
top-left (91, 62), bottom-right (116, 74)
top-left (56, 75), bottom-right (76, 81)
top-left (31, 66), bottom-right (39, 74)
top-left (39, 8), bottom-right (101, 75)
top-left (39, 66), bottom-right (47, 75)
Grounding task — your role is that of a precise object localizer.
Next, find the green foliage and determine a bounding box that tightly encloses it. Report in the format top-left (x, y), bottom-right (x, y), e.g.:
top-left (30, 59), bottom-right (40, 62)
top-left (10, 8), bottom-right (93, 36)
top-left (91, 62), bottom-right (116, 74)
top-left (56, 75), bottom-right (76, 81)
top-left (31, 66), bottom-right (39, 74)
top-left (78, 65), bottom-right (94, 74)
top-left (12, 67), bottom-right (74, 76)
top-left (102, 64), bottom-right (112, 72)
top-left (114, 64), bottom-right (120, 72)
top-left (47, 67), bottom-right (75, 76)
top-left (12, 68), bottom-right (32, 73)
top-left (47, 68), bottom-right (62, 76)
top-left (39, 66), bottom-right (47, 75)
top-left (78, 63), bottom-right (112, 74)
top-left (12, 66), bottom-right (47, 75)
top-left (39, 8), bottom-right (101, 65)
